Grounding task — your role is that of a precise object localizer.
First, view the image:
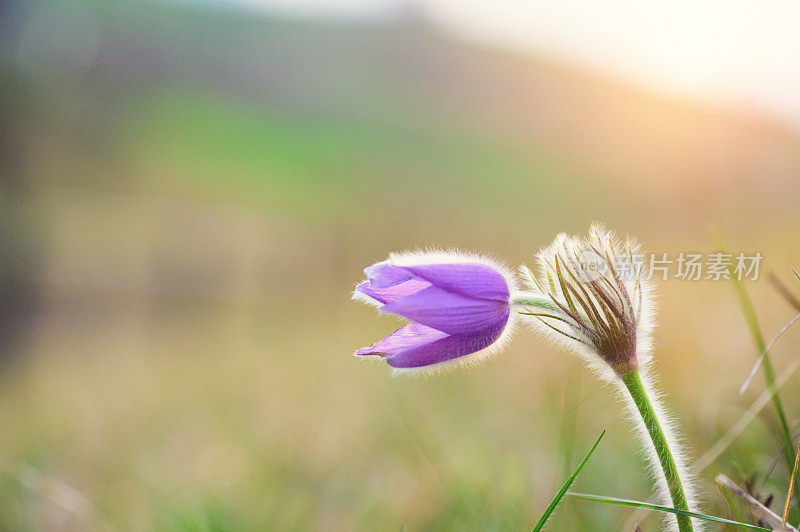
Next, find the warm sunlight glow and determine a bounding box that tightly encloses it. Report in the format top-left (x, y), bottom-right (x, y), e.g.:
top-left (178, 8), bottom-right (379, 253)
top-left (232, 0), bottom-right (800, 128)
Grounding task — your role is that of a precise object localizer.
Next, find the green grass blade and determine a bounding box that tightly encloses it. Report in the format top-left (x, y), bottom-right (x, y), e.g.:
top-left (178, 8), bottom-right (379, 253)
top-left (793, 268), bottom-right (800, 282)
top-left (717, 482), bottom-right (747, 525)
top-left (531, 430), bottom-right (604, 532)
top-left (567, 492), bottom-right (772, 531)
top-left (712, 231), bottom-right (796, 471)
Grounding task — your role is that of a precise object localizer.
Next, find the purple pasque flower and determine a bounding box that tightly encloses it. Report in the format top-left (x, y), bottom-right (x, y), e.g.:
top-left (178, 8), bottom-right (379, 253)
top-left (353, 251), bottom-right (517, 371)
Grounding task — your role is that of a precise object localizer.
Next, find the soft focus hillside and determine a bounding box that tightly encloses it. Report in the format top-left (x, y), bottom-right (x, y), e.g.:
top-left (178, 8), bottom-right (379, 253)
top-left (2, 1), bottom-right (800, 529)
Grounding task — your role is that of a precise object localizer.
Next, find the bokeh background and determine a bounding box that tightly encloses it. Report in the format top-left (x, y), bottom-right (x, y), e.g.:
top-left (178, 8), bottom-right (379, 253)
top-left (2, 0), bottom-right (800, 529)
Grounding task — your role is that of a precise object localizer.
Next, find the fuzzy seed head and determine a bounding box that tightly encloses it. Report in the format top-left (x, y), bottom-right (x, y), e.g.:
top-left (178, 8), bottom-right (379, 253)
top-left (518, 223), bottom-right (656, 379)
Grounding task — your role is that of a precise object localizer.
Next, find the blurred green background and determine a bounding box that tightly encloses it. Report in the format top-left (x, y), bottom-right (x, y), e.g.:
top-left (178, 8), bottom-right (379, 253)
top-left (2, 0), bottom-right (800, 529)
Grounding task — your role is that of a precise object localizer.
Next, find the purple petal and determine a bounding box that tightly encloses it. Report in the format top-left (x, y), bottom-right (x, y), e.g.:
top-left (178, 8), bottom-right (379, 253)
top-left (363, 262), bottom-right (413, 288)
top-left (355, 322), bottom-right (449, 357)
top-left (398, 263), bottom-right (509, 301)
top-left (355, 278), bottom-right (431, 305)
top-left (355, 320), bottom-right (506, 368)
top-left (381, 286), bottom-right (509, 335)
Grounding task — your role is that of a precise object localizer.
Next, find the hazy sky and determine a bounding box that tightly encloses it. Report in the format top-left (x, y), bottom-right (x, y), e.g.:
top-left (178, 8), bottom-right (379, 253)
top-left (228, 0), bottom-right (800, 128)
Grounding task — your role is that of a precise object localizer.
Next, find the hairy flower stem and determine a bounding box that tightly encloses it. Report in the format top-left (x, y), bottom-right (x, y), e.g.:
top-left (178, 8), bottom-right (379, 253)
top-left (621, 371), bottom-right (694, 532)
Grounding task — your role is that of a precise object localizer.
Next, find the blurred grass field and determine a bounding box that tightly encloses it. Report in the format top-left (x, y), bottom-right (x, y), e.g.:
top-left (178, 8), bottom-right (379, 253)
top-left (2, 1), bottom-right (800, 530)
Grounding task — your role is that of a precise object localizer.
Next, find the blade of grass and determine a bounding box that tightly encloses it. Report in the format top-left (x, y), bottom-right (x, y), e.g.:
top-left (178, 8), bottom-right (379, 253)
top-left (0, 452), bottom-right (106, 529)
top-left (715, 474), bottom-right (796, 531)
top-left (767, 271), bottom-right (800, 312)
top-left (567, 492), bottom-right (773, 531)
top-left (718, 483), bottom-right (747, 526)
top-left (555, 369), bottom-right (591, 530)
top-left (793, 268), bottom-right (800, 282)
top-left (758, 431), bottom-right (800, 492)
top-left (712, 231), bottom-right (796, 472)
top-left (558, 371), bottom-right (581, 481)
top-left (624, 347), bottom-right (800, 531)
top-left (694, 346), bottom-right (800, 472)
top-left (739, 312), bottom-right (800, 394)
top-left (784, 440), bottom-right (800, 527)
top-left (531, 430), bottom-right (604, 532)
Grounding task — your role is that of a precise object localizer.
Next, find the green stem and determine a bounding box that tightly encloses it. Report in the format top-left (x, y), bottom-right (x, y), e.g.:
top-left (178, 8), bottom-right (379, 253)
top-left (621, 371), bottom-right (694, 532)
top-left (511, 294), bottom-right (560, 312)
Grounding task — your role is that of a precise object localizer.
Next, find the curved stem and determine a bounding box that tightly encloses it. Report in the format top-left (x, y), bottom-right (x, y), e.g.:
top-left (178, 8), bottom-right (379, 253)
top-left (511, 294), bottom-right (560, 312)
top-left (621, 371), bottom-right (694, 532)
